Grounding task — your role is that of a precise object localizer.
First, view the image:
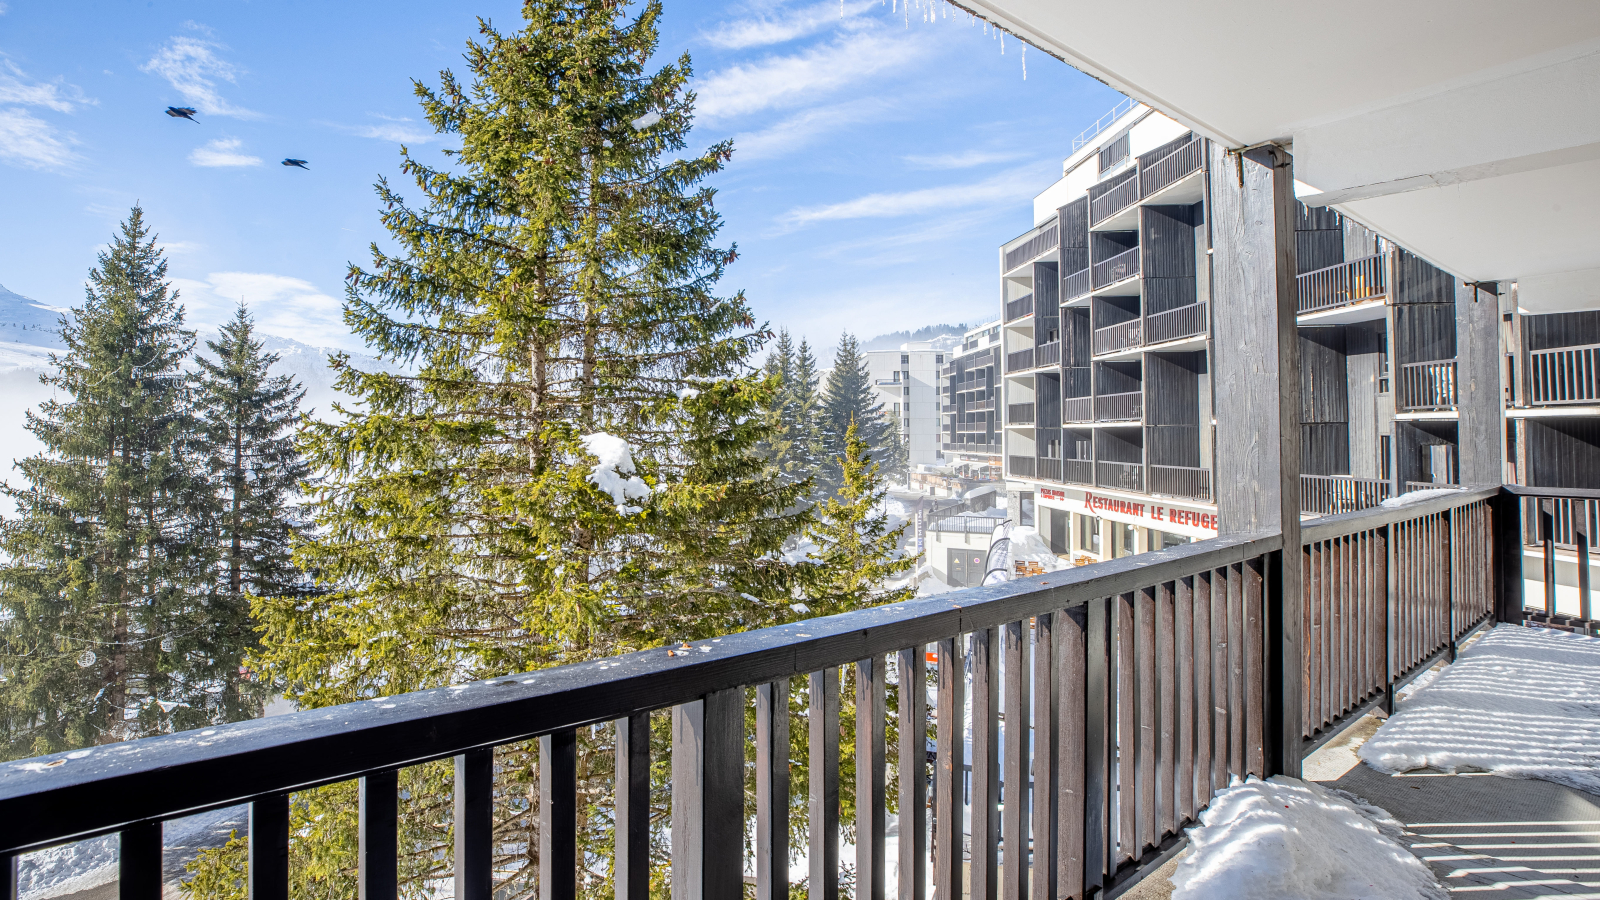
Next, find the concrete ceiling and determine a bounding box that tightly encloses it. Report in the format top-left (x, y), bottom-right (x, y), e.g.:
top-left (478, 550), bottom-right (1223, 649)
top-left (962, 0), bottom-right (1600, 309)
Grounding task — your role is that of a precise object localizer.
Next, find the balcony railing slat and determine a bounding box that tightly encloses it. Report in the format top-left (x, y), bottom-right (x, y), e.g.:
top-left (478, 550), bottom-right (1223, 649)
top-left (1065, 457), bottom-right (1094, 485)
top-left (1096, 391), bottom-right (1142, 423)
top-left (1007, 348), bottom-right (1035, 372)
top-left (1295, 253), bottom-right (1388, 315)
top-left (1113, 594), bottom-right (1136, 864)
top-left (540, 729), bottom-right (578, 900)
top-left (1036, 340), bottom-right (1062, 367)
top-left (1032, 613), bottom-right (1059, 900)
top-left (1085, 601), bottom-right (1112, 889)
top-left (1157, 582), bottom-right (1177, 839)
top-left (1149, 464), bottom-right (1211, 501)
top-left (1193, 574), bottom-right (1214, 803)
top-left (359, 770), bottom-right (399, 900)
top-left (1093, 319), bottom-right (1141, 356)
top-left (808, 669), bottom-right (840, 900)
top-left (1089, 170), bottom-right (1140, 226)
top-left (1300, 474), bottom-right (1391, 514)
top-left (1096, 460), bottom-right (1144, 492)
top-left (672, 689), bottom-right (745, 900)
top-left (1138, 135), bottom-right (1203, 199)
top-left (253, 792), bottom-right (292, 900)
top-left (1135, 588), bottom-right (1157, 853)
top-left (896, 649), bottom-right (927, 900)
top-left (1002, 620), bottom-right (1031, 900)
top-left (933, 639), bottom-right (965, 900)
top-left (1091, 246), bottom-right (1140, 289)
top-left (1529, 342), bottom-right (1600, 405)
top-left (1175, 578), bottom-right (1196, 824)
top-left (618, 711), bottom-right (654, 900)
top-left (1064, 268), bottom-right (1092, 302)
top-left (1399, 359), bottom-right (1457, 410)
top-left (120, 819), bottom-right (161, 900)
top-left (857, 656), bottom-right (888, 900)
top-left (1055, 608), bottom-right (1088, 897)
top-left (971, 628), bottom-right (1000, 900)
top-left (1005, 294), bottom-right (1035, 322)
top-left (1063, 396), bottom-right (1093, 424)
top-left (1144, 301), bottom-right (1208, 346)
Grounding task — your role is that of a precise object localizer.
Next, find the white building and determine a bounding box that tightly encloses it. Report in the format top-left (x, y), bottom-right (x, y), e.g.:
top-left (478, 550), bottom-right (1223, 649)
top-left (866, 342), bottom-right (949, 469)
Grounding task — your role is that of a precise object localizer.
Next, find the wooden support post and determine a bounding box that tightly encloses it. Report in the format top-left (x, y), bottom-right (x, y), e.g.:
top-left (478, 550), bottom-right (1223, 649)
top-left (673, 690), bottom-right (746, 900)
top-left (539, 730), bottom-right (577, 900)
top-left (1209, 141), bottom-right (1303, 777)
top-left (1491, 488), bottom-right (1525, 626)
top-left (1457, 281), bottom-right (1505, 487)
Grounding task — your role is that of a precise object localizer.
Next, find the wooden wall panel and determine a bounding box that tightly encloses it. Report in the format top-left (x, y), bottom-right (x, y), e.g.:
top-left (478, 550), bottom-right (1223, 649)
top-left (1140, 204), bottom-right (1198, 315)
top-left (1059, 197), bottom-right (1090, 275)
top-left (1524, 310), bottom-right (1600, 351)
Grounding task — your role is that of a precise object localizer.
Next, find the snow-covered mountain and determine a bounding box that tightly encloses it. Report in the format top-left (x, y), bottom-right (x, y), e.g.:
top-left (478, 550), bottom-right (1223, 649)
top-left (0, 282), bottom-right (68, 349)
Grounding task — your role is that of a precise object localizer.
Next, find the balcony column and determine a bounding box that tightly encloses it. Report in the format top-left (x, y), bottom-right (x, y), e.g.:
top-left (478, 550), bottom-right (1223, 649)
top-left (1207, 142), bottom-right (1304, 777)
top-left (1456, 281), bottom-right (1504, 485)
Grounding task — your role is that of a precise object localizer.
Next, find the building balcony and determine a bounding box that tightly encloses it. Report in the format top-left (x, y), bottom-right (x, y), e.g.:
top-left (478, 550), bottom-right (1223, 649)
top-left (1063, 395), bottom-right (1094, 423)
top-left (1034, 341), bottom-right (1061, 367)
top-left (1144, 301), bottom-right (1208, 345)
top-left (1093, 319), bottom-right (1142, 356)
top-left (1096, 390), bottom-right (1143, 422)
top-left (1399, 359), bottom-right (1458, 411)
top-left (1530, 342), bottom-right (1600, 406)
top-left (1064, 457), bottom-right (1093, 485)
top-left (1297, 253), bottom-right (1388, 316)
top-left (967, 397), bottom-right (995, 412)
top-left (1091, 246), bottom-right (1140, 290)
top-left (1138, 133), bottom-right (1204, 199)
top-left (1036, 457), bottom-right (1063, 482)
top-left (1149, 463), bottom-right (1212, 502)
top-left (1095, 459), bottom-right (1144, 492)
top-left (1006, 348), bottom-right (1034, 372)
top-left (1008, 454), bottom-right (1036, 478)
top-left (1300, 474), bottom-right (1392, 515)
top-left (1003, 221), bottom-right (1060, 273)
top-left (1063, 268), bottom-right (1092, 303)
top-left (1004, 293), bottom-right (1034, 323)
top-left (1007, 402), bottom-right (1035, 425)
top-left (1088, 167), bottom-right (1139, 227)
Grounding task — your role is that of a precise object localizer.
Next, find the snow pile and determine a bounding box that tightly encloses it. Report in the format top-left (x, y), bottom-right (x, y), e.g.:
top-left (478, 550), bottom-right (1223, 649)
top-left (1360, 624), bottom-right (1600, 792)
top-left (18, 835), bottom-right (117, 899)
top-left (1171, 776), bottom-right (1444, 900)
top-left (1379, 488), bottom-right (1461, 509)
top-left (1007, 526), bottom-right (1064, 572)
top-left (580, 433), bottom-right (651, 515)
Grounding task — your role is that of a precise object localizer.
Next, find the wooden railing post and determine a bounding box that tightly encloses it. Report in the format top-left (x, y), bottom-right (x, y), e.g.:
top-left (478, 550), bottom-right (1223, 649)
top-left (673, 690), bottom-right (746, 900)
top-left (1491, 487), bottom-right (1524, 625)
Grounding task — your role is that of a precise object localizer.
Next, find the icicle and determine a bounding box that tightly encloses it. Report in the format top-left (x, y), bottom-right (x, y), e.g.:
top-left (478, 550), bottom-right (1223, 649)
top-left (1022, 43), bottom-right (1027, 79)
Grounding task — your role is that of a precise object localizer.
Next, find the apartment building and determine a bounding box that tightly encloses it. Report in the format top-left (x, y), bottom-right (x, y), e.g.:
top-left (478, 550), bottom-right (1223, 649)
top-left (865, 342), bottom-right (946, 469)
top-left (938, 321), bottom-right (1002, 480)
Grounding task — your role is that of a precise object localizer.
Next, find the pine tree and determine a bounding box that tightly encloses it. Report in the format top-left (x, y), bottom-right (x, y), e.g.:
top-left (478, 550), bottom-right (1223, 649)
top-left (0, 207), bottom-right (255, 760)
top-left (760, 328), bottom-right (821, 491)
top-left (805, 421), bottom-right (916, 613)
top-left (819, 332), bottom-right (903, 497)
top-left (194, 303), bottom-right (309, 605)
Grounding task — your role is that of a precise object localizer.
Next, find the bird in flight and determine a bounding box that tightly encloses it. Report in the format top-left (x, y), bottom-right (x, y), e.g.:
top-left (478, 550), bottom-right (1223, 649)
top-left (281, 159), bottom-right (309, 169)
top-left (165, 107), bottom-right (199, 122)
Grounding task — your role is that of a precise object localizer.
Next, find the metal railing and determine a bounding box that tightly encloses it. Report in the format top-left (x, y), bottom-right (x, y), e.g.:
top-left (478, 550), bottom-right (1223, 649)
top-left (1035, 341), bottom-right (1062, 367)
top-left (1091, 246), bottom-right (1140, 289)
top-left (1004, 223), bottom-right (1060, 273)
top-left (1399, 359), bottom-right (1457, 410)
top-left (1007, 402), bottom-right (1035, 425)
top-left (1144, 302), bottom-right (1207, 345)
top-left (1063, 395), bottom-right (1094, 423)
top-left (1097, 390), bottom-right (1143, 422)
top-left (1006, 348), bottom-right (1035, 372)
top-left (1063, 268), bottom-right (1092, 302)
top-left (1071, 95), bottom-right (1138, 151)
top-left (1513, 487), bottom-right (1600, 631)
top-left (1296, 254), bottom-right (1388, 315)
top-left (1138, 134), bottom-right (1203, 198)
top-left (1149, 464), bottom-right (1212, 502)
top-left (1300, 474), bottom-right (1392, 515)
top-left (967, 397), bottom-right (995, 412)
top-left (1004, 294), bottom-right (1034, 323)
top-left (1093, 319), bottom-right (1142, 356)
top-left (1064, 458), bottom-right (1093, 485)
top-left (1007, 454), bottom-right (1036, 478)
top-left (0, 489), bottom-right (1514, 900)
top-left (1036, 457), bottom-right (1063, 482)
top-left (1095, 460), bottom-right (1144, 492)
top-left (1529, 342), bottom-right (1600, 405)
top-left (1089, 169), bottom-right (1140, 226)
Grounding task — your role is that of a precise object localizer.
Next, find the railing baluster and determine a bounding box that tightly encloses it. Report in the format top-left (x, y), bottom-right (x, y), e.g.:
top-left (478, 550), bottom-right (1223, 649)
top-left (1056, 607), bottom-right (1088, 900)
top-left (857, 657), bottom-right (887, 900)
top-left (1579, 502), bottom-right (1593, 622)
top-left (1031, 616), bottom-right (1057, 900)
top-left (3, 849), bottom-right (16, 900)
top-left (616, 712), bottom-right (651, 900)
top-left (1244, 559), bottom-right (1266, 777)
top-left (250, 792), bottom-right (291, 900)
top-left (1001, 621), bottom-right (1030, 900)
top-left (972, 627), bottom-right (1000, 900)
top-left (1114, 593), bottom-right (1136, 865)
top-left (120, 819), bottom-right (161, 900)
top-left (359, 770), bottom-right (398, 900)
top-left (1208, 570), bottom-right (1227, 795)
top-left (1084, 599), bottom-right (1114, 893)
top-left (1134, 588), bottom-right (1156, 853)
top-left (454, 751), bottom-right (492, 900)
top-left (672, 689), bottom-right (745, 900)
top-left (934, 639), bottom-right (966, 900)
top-left (896, 650), bottom-right (926, 900)
top-left (1157, 582), bottom-right (1176, 838)
top-left (1226, 565), bottom-right (1244, 779)
top-left (809, 670), bottom-right (840, 900)
top-left (540, 730), bottom-right (577, 900)
top-left (1191, 573), bottom-right (1212, 805)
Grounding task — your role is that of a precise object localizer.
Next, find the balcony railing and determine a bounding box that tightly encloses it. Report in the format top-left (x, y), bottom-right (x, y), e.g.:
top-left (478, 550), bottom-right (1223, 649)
top-left (1036, 457), bottom-right (1063, 482)
top-left (1399, 359), bottom-right (1458, 410)
top-left (1149, 464), bottom-right (1212, 502)
top-left (1296, 253), bottom-right (1388, 315)
top-left (1063, 457), bottom-right (1093, 484)
top-left (1144, 301), bottom-right (1208, 345)
top-left (1006, 348), bottom-right (1034, 372)
top-left (1091, 246), bottom-right (1140, 289)
top-left (1093, 319), bottom-right (1142, 356)
top-left (1404, 480), bottom-right (1459, 494)
top-left (967, 397), bottom-right (995, 412)
top-left (0, 488), bottom-right (1521, 900)
top-left (1007, 454), bottom-right (1036, 478)
top-left (1063, 395), bottom-right (1094, 423)
top-left (1063, 268), bottom-right (1092, 302)
top-left (1138, 133), bottom-right (1203, 198)
top-left (1088, 167), bottom-right (1140, 226)
top-left (1003, 222), bottom-right (1060, 272)
top-left (1300, 474), bottom-right (1392, 515)
top-left (1007, 402), bottom-right (1035, 425)
top-left (1530, 342), bottom-right (1600, 405)
top-left (1004, 293), bottom-right (1034, 323)
top-left (1095, 459), bottom-right (1144, 492)
top-left (1035, 341), bottom-right (1062, 367)
top-left (1096, 390), bottom-right (1143, 422)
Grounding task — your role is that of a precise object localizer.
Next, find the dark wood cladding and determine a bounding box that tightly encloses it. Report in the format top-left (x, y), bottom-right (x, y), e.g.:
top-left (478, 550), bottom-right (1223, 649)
top-left (1098, 130), bottom-right (1130, 173)
top-left (1145, 351), bottom-right (1202, 427)
top-left (1140, 204), bottom-right (1199, 315)
top-left (1036, 261), bottom-right (1061, 349)
top-left (1295, 203), bottom-right (1343, 275)
top-left (1302, 424), bottom-right (1351, 477)
top-left (1393, 304), bottom-right (1456, 366)
top-left (1096, 426), bottom-right (1144, 464)
top-left (1006, 223), bottom-right (1060, 273)
top-left (1525, 418), bottom-right (1600, 489)
top-left (1300, 328), bottom-right (1349, 424)
top-left (1037, 372), bottom-right (1062, 427)
top-left (1394, 248), bottom-right (1455, 306)
top-left (1395, 421), bottom-right (1458, 487)
top-left (1096, 359), bottom-right (1141, 396)
top-left (1064, 309), bottom-right (1094, 369)
top-left (1059, 197), bottom-right (1090, 276)
top-left (1525, 310), bottom-right (1600, 351)
top-left (1146, 425), bottom-right (1200, 468)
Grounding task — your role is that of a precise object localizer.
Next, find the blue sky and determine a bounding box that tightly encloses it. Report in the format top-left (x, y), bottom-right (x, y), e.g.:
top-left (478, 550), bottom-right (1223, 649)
top-left (0, 0), bottom-right (1120, 353)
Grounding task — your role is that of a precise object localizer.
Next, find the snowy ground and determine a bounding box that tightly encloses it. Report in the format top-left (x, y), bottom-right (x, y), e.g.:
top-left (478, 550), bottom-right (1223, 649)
top-left (1359, 625), bottom-right (1600, 793)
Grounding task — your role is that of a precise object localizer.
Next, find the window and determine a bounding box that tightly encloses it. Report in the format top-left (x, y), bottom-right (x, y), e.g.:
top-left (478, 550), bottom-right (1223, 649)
top-left (893, 371), bottom-right (900, 382)
top-left (1077, 514), bottom-right (1101, 554)
top-left (903, 386), bottom-right (910, 396)
top-left (1098, 131), bottom-right (1130, 173)
top-left (1156, 530), bottom-right (1191, 550)
top-left (901, 353), bottom-right (910, 365)
top-left (936, 354), bottom-right (944, 364)
top-left (1019, 492), bottom-right (1035, 527)
top-left (893, 403), bottom-right (901, 415)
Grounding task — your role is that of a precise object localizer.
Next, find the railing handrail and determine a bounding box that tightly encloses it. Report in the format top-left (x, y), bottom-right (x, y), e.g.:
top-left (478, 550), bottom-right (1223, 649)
top-left (1090, 245), bottom-right (1140, 288)
top-left (1296, 252), bottom-right (1385, 281)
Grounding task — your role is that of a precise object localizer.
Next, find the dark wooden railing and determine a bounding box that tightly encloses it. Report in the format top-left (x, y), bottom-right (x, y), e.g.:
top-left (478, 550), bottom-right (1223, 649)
top-left (1296, 253), bottom-right (1387, 315)
top-left (1398, 359), bottom-right (1457, 410)
top-left (1063, 268), bottom-right (1092, 302)
top-left (1064, 458), bottom-right (1094, 485)
top-left (1529, 342), bottom-right (1600, 406)
top-left (1138, 134), bottom-right (1203, 198)
top-left (1097, 390), bottom-right (1142, 422)
top-left (1008, 402), bottom-right (1035, 425)
top-left (0, 488), bottom-right (1524, 900)
top-left (1088, 168), bottom-right (1140, 226)
top-left (1005, 294), bottom-right (1035, 323)
top-left (1144, 302), bottom-right (1207, 345)
top-left (1007, 348), bottom-right (1035, 372)
top-left (1095, 460), bottom-right (1144, 492)
top-left (1004, 223), bottom-right (1060, 272)
top-left (1037, 457), bottom-right (1063, 482)
top-left (1300, 474), bottom-right (1392, 515)
top-left (1091, 246), bottom-right (1140, 289)
top-left (1149, 464), bottom-right (1212, 502)
top-left (1036, 341), bottom-right (1062, 367)
top-left (1008, 454), bottom-right (1037, 478)
top-left (1063, 395), bottom-right (1094, 423)
top-left (1093, 319), bottom-right (1142, 356)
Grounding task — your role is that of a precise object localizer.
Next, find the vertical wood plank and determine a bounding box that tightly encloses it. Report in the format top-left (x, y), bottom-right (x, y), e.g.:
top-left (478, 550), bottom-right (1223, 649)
top-left (1307, 542), bottom-right (1321, 736)
top-left (673, 690), bottom-right (745, 900)
top-left (359, 770), bottom-right (398, 900)
top-left (809, 671), bottom-right (840, 900)
top-left (897, 650), bottom-right (927, 900)
top-left (1245, 559), bottom-right (1266, 777)
top-left (616, 713), bottom-right (652, 900)
top-left (1083, 600), bottom-right (1113, 894)
top-left (1210, 569), bottom-right (1228, 792)
top-left (251, 792), bottom-right (292, 900)
top-left (858, 657), bottom-right (887, 900)
top-left (1031, 616), bottom-right (1056, 900)
top-left (120, 820), bottom-right (162, 900)
top-left (1002, 621), bottom-right (1030, 900)
top-left (1227, 564), bottom-right (1244, 779)
top-left (540, 730), bottom-right (577, 900)
top-left (1157, 583), bottom-right (1176, 838)
top-left (1135, 588), bottom-right (1156, 853)
top-left (1175, 577), bottom-right (1195, 825)
top-left (1115, 594), bottom-right (1136, 864)
top-left (972, 628), bottom-right (1000, 900)
top-left (1057, 608), bottom-right (1087, 900)
top-left (1193, 573), bottom-right (1213, 806)
top-left (933, 639), bottom-right (965, 900)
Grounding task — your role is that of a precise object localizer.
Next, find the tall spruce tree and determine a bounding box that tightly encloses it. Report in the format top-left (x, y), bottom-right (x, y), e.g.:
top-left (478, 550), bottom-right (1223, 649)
top-left (209, 4), bottom-right (825, 897)
top-left (194, 303), bottom-right (309, 605)
top-left (0, 208), bottom-right (256, 760)
top-left (760, 328), bottom-right (821, 490)
top-left (804, 421), bottom-right (915, 612)
top-left (819, 331), bottom-right (904, 497)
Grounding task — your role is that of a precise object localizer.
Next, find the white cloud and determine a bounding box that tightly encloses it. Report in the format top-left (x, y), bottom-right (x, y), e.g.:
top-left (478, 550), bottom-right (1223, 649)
top-left (0, 4), bottom-right (9, 14)
top-left (695, 31), bottom-right (923, 123)
top-left (731, 98), bottom-right (890, 160)
top-left (0, 107), bottom-right (78, 169)
top-left (0, 59), bottom-right (91, 112)
top-left (902, 148), bottom-right (1026, 170)
top-left (351, 122), bottom-right (435, 144)
top-left (703, 0), bottom-right (875, 49)
top-left (188, 137), bottom-right (261, 167)
top-left (781, 165), bottom-right (1042, 227)
top-left (141, 36), bottom-right (256, 118)
top-left (173, 272), bottom-right (351, 349)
